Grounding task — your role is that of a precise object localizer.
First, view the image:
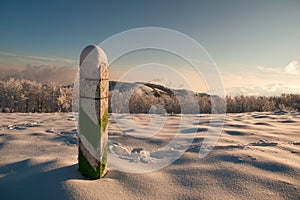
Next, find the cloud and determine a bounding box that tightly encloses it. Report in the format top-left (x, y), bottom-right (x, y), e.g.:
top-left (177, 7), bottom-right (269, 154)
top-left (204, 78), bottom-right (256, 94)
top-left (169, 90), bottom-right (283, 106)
top-left (284, 60), bottom-right (299, 75)
top-left (256, 66), bottom-right (281, 73)
top-left (257, 60), bottom-right (299, 75)
top-left (0, 64), bottom-right (77, 85)
top-left (0, 51), bottom-right (76, 65)
top-left (227, 83), bottom-right (300, 96)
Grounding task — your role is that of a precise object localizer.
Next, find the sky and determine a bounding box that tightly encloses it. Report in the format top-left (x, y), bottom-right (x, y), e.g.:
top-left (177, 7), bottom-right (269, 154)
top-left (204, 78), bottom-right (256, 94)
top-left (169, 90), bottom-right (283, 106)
top-left (1, 0), bottom-right (300, 95)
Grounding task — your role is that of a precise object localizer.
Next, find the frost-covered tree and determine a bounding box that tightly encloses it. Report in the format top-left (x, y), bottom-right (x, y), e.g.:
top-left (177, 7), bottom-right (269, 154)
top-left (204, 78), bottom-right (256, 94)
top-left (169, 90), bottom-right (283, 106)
top-left (57, 87), bottom-right (72, 112)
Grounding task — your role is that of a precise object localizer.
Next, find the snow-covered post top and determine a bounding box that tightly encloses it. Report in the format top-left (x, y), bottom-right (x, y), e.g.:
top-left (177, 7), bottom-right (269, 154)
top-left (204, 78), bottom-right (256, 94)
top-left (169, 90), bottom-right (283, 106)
top-left (78, 45), bottom-right (109, 179)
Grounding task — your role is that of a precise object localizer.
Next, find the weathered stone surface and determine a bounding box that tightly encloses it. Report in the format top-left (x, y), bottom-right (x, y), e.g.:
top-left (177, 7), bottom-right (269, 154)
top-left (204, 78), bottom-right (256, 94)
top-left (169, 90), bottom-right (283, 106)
top-left (78, 45), bottom-right (109, 179)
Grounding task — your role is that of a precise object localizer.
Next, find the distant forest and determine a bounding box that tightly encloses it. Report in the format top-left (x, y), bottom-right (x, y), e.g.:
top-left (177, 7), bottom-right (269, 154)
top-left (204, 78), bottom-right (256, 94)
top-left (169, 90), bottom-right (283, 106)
top-left (0, 78), bottom-right (300, 113)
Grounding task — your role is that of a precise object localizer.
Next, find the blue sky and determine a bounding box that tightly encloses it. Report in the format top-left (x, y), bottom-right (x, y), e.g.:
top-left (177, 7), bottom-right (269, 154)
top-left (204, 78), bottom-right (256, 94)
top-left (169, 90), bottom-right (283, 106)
top-left (1, 0), bottom-right (300, 95)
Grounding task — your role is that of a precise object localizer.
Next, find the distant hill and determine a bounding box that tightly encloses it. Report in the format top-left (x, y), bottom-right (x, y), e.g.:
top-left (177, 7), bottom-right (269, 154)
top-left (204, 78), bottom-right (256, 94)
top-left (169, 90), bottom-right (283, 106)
top-left (108, 81), bottom-right (225, 114)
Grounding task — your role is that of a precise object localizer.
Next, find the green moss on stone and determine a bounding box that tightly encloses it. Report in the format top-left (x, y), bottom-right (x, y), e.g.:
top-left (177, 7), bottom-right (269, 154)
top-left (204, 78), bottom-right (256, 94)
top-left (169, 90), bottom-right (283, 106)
top-left (101, 143), bottom-right (108, 165)
top-left (78, 149), bottom-right (109, 179)
top-left (79, 149), bottom-right (100, 179)
top-left (100, 108), bottom-right (108, 133)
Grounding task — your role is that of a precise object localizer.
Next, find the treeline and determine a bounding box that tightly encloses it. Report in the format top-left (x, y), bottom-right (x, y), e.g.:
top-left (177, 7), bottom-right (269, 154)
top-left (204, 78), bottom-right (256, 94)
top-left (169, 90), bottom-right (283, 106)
top-left (0, 78), bottom-right (300, 113)
top-left (226, 94), bottom-right (300, 113)
top-left (0, 78), bottom-right (72, 112)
